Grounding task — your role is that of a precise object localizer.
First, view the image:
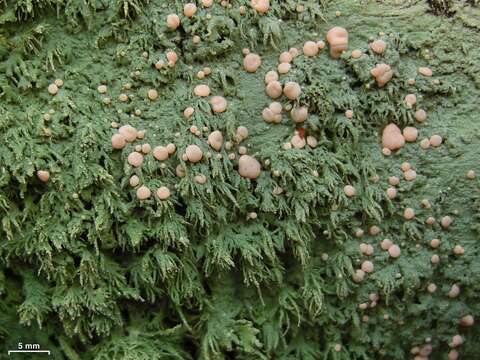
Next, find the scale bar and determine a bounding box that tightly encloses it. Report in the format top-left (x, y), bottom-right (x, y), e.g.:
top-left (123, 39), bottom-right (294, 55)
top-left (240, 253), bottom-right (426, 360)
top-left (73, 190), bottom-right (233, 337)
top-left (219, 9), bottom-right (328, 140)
top-left (8, 350), bottom-right (51, 355)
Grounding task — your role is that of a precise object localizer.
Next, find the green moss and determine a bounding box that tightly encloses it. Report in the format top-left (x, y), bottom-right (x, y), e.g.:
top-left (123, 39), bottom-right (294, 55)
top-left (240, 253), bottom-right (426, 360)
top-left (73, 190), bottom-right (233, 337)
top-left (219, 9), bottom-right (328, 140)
top-left (0, 0), bottom-right (479, 359)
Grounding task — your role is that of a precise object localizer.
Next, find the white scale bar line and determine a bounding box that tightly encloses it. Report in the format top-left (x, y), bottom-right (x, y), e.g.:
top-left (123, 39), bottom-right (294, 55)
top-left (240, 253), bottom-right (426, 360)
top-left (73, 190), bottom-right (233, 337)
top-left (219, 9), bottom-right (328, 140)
top-left (8, 350), bottom-right (51, 355)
